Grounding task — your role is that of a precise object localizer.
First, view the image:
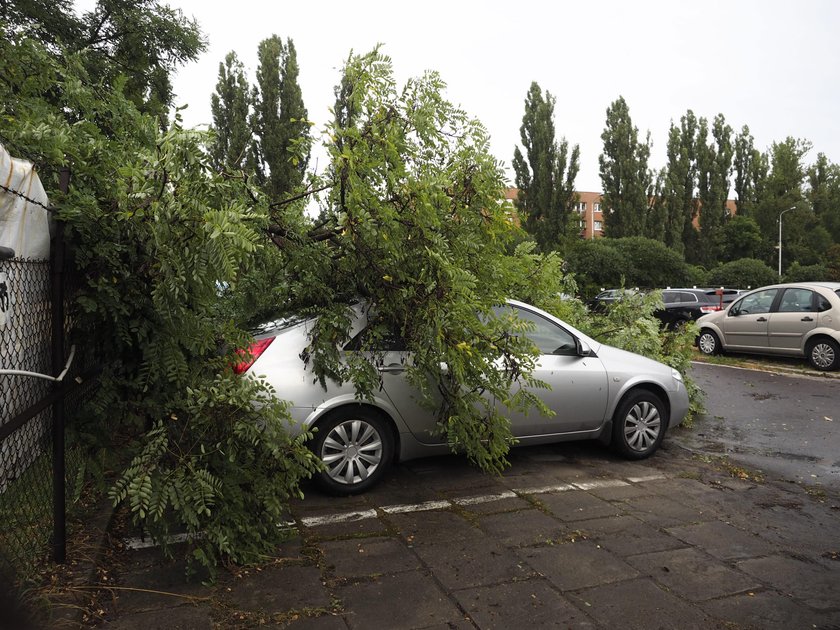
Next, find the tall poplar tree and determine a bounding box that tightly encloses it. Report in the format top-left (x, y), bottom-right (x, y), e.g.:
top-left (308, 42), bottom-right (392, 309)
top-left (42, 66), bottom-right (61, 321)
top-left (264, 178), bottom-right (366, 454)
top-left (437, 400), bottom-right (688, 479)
top-left (662, 111), bottom-right (698, 256)
top-left (733, 125), bottom-right (766, 218)
top-left (209, 52), bottom-right (251, 173)
top-left (512, 82), bottom-right (580, 252)
top-left (808, 153), bottom-right (840, 244)
top-left (251, 35), bottom-right (310, 200)
top-left (599, 96), bottom-right (652, 238)
top-left (696, 114), bottom-right (733, 265)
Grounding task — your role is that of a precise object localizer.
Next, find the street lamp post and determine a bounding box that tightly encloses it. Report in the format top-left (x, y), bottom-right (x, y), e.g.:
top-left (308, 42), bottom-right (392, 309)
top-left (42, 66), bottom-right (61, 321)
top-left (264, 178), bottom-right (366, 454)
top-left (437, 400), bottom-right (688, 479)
top-left (778, 206), bottom-right (795, 279)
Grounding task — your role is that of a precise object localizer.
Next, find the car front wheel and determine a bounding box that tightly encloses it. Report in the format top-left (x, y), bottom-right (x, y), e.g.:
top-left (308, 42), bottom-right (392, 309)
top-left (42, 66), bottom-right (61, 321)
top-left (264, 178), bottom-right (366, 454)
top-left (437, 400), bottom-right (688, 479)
top-left (312, 408), bottom-right (394, 495)
top-left (806, 338), bottom-right (839, 371)
top-left (697, 329), bottom-right (721, 356)
top-left (611, 390), bottom-right (667, 459)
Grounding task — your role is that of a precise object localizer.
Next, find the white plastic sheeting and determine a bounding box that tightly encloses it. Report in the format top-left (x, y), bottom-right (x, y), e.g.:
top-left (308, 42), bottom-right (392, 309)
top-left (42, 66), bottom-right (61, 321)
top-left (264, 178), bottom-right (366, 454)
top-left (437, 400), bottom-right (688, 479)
top-left (0, 142), bottom-right (51, 260)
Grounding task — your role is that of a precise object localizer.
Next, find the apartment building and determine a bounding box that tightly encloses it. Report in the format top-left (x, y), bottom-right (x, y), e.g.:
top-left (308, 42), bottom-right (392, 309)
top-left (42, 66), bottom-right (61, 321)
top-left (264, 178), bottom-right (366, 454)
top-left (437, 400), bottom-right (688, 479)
top-left (505, 188), bottom-right (738, 238)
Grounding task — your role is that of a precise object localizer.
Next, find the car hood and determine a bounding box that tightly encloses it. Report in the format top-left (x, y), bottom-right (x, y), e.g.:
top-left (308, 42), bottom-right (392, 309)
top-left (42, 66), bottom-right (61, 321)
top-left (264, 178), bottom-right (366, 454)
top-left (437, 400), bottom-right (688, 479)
top-left (593, 343), bottom-right (676, 381)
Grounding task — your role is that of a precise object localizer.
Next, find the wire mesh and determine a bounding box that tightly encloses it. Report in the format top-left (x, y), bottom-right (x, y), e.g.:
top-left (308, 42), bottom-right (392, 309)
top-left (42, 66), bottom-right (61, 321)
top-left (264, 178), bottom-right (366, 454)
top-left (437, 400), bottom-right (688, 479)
top-left (0, 258), bottom-right (54, 576)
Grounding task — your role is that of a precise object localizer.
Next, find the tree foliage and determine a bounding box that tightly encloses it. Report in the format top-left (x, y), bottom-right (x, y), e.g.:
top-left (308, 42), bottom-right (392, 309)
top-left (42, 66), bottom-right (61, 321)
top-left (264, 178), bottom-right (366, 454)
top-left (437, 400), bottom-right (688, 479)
top-left (209, 52), bottom-right (251, 172)
top-left (5, 0), bottom-right (205, 118)
top-left (250, 35), bottom-right (310, 199)
top-left (1, 25), bottom-right (317, 574)
top-left (599, 96), bottom-right (653, 238)
top-left (707, 258), bottom-right (776, 288)
top-left (512, 82), bottom-right (580, 251)
top-left (696, 114), bottom-right (733, 266)
top-left (662, 111), bottom-right (698, 257)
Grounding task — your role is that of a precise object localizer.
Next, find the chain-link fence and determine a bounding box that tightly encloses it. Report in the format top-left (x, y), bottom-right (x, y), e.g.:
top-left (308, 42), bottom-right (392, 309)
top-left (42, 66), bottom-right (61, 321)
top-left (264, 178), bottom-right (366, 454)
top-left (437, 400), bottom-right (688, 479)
top-left (0, 252), bottom-right (91, 580)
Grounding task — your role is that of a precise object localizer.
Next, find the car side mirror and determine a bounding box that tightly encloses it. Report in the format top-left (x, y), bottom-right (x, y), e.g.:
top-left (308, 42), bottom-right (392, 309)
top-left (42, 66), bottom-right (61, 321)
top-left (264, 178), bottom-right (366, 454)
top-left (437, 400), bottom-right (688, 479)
top-left (578, 339), bottom-right (593, 357)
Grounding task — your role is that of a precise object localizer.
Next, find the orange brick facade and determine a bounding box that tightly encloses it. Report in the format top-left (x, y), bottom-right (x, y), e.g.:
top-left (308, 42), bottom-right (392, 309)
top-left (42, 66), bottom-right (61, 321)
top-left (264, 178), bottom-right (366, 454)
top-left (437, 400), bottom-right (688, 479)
top-left (505, 188), bottom-right (738, 239)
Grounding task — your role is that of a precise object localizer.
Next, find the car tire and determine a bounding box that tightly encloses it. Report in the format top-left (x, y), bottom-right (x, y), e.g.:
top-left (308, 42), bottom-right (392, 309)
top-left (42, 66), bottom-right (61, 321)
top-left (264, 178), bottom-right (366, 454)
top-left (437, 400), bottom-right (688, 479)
top-left (611, 390), bottom-right (667, 460)
top-left (806, 338), bottom-right (839, 371)
top-left (312, 407), bottom-right (394, 496)
top-left (697, 329), bottom-right (721, 356)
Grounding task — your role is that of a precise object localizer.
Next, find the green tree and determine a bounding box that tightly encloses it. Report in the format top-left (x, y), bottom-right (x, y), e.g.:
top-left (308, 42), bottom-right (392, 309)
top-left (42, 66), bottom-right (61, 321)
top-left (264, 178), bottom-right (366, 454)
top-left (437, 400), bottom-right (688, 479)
top-left (512, 82), bottom-right (580, 251)
top-left (719, 215), bottom-right (763, 261)
top-left (565, 239), bottom-right (631, 297)
top-left (599, 96), bottom-right (652, 238)
top-left (209, 51), bottom-right (251, 173)
top-left (662, 111), bottom-right (698, 257)
top-left (733, 125), bottom-right (766, 217)
top-left (606, 237), bottom-right (693, 289)
top-left (1, 29), bottom-right (317, 574)
top-left (251, 35), bottom-right (310, 199)
top-left (5, 0), bottom-right (205, 119)
top-left (784, 262), bottom-right (829, 282)
top-left (707, 258), bottom-right (776, 288)
top-left (696, 114), bottom-right (733, 266)
top-left (754, 137), bottom-right (810, 240)
top-left (807, 153), bottom-right (840, 243)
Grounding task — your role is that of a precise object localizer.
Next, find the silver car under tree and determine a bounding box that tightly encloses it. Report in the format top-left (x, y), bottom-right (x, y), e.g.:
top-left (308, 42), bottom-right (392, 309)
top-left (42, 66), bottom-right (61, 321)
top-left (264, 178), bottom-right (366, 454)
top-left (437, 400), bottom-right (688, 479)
top-left (239, 300), bottom-right (690, 494)
top-left (696, 282), bottom-right (840, 371)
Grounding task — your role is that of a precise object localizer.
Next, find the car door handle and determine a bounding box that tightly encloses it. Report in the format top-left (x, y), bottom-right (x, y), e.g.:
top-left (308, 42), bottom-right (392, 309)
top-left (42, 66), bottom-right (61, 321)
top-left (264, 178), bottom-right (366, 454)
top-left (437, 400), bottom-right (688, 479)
top-left (377, 364), bottom-right (405, 374)
top-left (801, 316), bottom-right (814, 322)
top-left (756, 317), bottom-right (767, 322)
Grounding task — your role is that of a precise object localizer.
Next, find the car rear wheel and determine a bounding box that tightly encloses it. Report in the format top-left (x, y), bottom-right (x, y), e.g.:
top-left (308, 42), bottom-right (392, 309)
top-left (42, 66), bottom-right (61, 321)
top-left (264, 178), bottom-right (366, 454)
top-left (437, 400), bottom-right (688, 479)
top-left (697, 329), bottom-right (721, 356)
top-left (312, 408), bottom-right (394, 495)
top-left (611, 390), bottom-right (666, 460)
top-left (806, 338), bottom-right (839, 371)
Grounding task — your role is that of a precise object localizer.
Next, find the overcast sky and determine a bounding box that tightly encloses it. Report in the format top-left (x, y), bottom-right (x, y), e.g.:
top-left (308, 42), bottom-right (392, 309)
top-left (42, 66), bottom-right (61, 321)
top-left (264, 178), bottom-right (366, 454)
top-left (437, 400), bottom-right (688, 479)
top-left (157, 0), bottom-right (839, 192)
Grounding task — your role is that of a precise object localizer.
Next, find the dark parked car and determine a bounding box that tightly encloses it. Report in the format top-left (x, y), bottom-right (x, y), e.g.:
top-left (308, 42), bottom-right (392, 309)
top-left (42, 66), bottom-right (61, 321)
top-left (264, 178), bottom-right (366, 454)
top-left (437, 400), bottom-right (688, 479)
top-left (655, 289), bottom-right (725, 329)
top-left (586, 288), bottom-right (640, 313)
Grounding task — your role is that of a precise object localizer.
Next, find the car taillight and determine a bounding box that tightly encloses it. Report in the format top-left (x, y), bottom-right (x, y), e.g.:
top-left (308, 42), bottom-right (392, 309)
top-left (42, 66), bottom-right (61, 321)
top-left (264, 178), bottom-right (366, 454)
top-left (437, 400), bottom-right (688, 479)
top-left (700, 305), bottom-right (723, 313)
top-left (233, 337), bottom-right (276, 374)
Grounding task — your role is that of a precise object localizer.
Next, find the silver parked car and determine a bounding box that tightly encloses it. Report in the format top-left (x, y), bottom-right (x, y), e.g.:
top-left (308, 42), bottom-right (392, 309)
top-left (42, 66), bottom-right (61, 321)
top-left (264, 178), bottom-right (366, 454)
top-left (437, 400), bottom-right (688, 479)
top-left (696, 282), bottom-right (840, 371)
top-left (238, 300), bottom-right (690, 494)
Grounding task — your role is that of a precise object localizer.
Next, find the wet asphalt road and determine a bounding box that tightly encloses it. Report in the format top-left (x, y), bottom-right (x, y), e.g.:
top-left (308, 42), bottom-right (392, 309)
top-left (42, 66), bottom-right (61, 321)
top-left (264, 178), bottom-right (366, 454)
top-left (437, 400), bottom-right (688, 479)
top-left (676, 362), bottom-right (840, 490)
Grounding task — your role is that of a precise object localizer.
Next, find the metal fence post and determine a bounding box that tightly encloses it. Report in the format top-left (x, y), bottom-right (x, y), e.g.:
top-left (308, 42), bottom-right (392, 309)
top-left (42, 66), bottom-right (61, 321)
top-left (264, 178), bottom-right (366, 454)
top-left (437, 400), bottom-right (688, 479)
top-left (51, 167), bottom-right (70, 563)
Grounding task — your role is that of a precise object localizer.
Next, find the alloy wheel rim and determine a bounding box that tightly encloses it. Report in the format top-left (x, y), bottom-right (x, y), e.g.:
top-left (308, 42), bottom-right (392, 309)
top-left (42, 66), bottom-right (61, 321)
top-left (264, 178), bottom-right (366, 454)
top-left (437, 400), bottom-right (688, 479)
top-left (811, 343), bottom-right (835, 369)
top-left (321, 419), bottom-right (383, 485)
top-left (624, 401), bottom-right (661, 452)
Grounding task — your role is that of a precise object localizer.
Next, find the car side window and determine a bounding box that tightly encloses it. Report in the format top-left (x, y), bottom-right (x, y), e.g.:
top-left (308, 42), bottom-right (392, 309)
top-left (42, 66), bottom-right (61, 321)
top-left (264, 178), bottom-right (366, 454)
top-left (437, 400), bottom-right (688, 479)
top-left (732, 289), bottom-right (778, 315)
top-left (663, 292), bottom-right (679, 304)
top-left (816, 294), bottom-right (831, 312)
top-left (679, 291), bottom-right (698, 304)
top-left (344, 325), bottom-right (406, 352)
top-left (778, 288), bottom-right (815, 313)
top-left (506, 307), bottom-right (578, 356)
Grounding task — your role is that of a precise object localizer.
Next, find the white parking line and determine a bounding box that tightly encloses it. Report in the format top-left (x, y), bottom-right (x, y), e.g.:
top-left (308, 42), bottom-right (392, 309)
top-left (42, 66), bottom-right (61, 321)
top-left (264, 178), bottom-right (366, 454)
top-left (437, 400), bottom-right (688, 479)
top-left (300, 509), bottom-right (378, 527)
top-left (452, 491), bottom-right (518, 506)
top-left (573, 479), bottom-right (630, 490)
top-left (122, 473), bottom-right (669, 549)
top-left (512, 483), bottom-right (576, 495)
top-left (626, 474), bottom-right (666, 483)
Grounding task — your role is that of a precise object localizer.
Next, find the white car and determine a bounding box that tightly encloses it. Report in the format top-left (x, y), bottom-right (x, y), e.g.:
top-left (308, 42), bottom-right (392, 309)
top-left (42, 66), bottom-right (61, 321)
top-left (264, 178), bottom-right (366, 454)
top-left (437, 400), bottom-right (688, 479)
top-left (237, 300), bottom-right (690, 494)
top-left (696, 282), bottom-right (840, 371)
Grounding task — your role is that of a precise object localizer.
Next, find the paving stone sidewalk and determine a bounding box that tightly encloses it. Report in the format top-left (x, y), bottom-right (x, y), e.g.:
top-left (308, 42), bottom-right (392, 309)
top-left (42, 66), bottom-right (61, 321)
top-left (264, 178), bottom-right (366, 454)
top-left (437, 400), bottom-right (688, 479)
top-left (79, 443), bottom-right (840, 629)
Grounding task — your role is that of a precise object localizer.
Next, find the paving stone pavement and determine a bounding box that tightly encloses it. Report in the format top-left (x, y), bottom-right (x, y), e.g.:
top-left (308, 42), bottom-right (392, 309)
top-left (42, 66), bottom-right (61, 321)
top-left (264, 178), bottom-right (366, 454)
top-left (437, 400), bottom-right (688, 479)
top-left (87, 442), bottom-right (840, 629)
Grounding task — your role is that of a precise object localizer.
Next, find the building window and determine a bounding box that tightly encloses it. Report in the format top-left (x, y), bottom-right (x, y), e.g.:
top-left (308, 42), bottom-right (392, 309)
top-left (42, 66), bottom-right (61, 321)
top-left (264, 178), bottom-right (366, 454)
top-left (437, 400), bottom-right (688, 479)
top-left (574, 202), bottom-right (586, 213)
top-left (594, 221), bottom-right (603, 231)
top-left (593, 203), bottom-right (601, 212)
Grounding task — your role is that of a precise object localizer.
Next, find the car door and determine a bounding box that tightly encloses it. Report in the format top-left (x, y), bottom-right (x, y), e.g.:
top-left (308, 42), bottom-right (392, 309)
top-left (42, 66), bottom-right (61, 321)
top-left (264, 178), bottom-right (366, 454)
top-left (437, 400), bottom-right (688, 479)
top-left (345, 324), bottom-right (445, 445)
top-left (721, 288), bottom-right (779, 350)
top-left (768, 288), bottom-right (818, 350)
top-left (499, 305), bottom-right (609, 437)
